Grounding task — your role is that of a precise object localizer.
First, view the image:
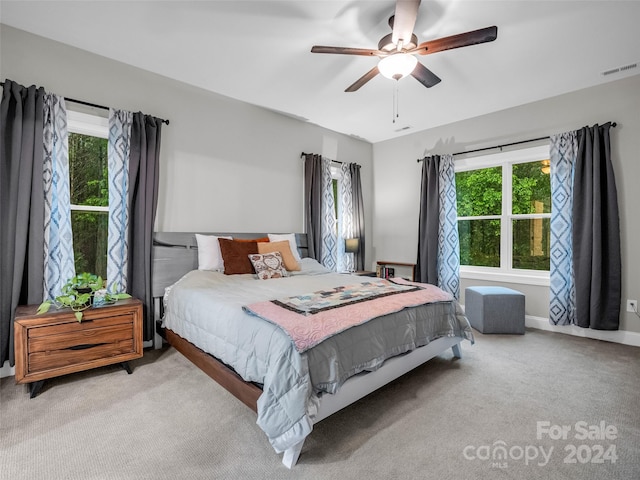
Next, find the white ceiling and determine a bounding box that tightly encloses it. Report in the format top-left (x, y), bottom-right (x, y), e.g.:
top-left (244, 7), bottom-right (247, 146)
top-left (2, 1), bottom-right (639, 143)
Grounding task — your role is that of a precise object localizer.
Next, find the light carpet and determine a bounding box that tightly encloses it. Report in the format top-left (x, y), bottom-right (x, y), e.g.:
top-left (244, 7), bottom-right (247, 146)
top-left (1, 328), bottom-right (638, 480)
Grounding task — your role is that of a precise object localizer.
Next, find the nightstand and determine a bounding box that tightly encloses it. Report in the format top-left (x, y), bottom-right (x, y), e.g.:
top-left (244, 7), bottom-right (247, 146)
top-left (14, 298), bottom-right (143, 398)
top-left (376, 261), bottom-right (417, 281)
top-left (351, 270), bottom-right (377, 277)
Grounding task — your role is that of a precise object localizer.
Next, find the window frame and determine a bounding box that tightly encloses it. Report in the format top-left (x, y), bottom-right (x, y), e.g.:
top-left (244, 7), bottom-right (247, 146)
top-left (66, 110), bottom-right (110, 275)
top-left (455, 145), bottom-right (551, 286)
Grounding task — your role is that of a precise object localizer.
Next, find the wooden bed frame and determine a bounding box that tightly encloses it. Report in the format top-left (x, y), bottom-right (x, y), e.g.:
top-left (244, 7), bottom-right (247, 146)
top-left (152, 232), bottom-right (465, 468)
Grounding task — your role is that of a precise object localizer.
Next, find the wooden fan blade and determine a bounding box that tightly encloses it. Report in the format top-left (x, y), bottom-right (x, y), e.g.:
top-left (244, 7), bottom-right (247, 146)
top-left (311, 45), bottom-right (383, 57)
top-left (411, 62), bottom-right (441, 88)
top-left (345, 66), bottom-right (380, 92)
top-left (392, 0), bottom-right (421, 47)
top-left (413, 26), bottom-right (498, 55)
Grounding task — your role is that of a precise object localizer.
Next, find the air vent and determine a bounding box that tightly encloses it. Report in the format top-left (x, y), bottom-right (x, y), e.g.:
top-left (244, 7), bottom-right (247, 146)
top-left (602, 62), bottom-right (638, 76)
top-left (349, 133), bottom-right (368, 141)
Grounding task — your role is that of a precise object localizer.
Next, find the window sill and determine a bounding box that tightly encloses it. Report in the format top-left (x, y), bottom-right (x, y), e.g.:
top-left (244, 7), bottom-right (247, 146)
top-left (460, 269), bottom-right (550, 287)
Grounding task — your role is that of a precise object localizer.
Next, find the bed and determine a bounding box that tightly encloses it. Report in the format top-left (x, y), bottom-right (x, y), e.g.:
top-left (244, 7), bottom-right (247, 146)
top-left (152, 232), bottom-right (473, 468)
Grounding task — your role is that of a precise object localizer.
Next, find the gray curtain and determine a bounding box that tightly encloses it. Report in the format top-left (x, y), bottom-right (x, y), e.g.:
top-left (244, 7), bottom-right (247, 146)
top-left (350, 163), bottom-right (365, 271)
top-left (0, 80), bottom-right (46, 366)
top-left (573, 123), bottom-right (620, 330)
top-left (416, 156), bottom-right (440, 284)
top-left (127, 113), bottom-right (162, 341)
top-left (303, 153), bottom-right (323, 261)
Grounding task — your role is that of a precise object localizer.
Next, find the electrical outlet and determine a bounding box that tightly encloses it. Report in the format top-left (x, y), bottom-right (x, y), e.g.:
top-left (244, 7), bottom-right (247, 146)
top-left (627, 300), bottom-right (638, 313)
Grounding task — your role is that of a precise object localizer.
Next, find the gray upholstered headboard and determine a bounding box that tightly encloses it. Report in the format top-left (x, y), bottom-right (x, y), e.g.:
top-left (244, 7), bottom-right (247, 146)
top-left (152, 232), bottom-right (309, 300)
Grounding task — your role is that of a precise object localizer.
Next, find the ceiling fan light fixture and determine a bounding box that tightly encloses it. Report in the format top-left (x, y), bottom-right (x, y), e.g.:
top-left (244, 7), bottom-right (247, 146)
top-left (378, 53), bottom-right (418, 80)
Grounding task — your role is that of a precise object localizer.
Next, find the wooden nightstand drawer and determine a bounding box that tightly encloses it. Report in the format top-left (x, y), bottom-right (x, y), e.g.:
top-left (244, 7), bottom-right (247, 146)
top-left (28, 321), bottom-right (136, 373)
top-left (28, 314), bottom-right (133, 339)
top-left (14, 298), bottom-right (143, 394)
top-left (29, 338), bottom-right (135, 373)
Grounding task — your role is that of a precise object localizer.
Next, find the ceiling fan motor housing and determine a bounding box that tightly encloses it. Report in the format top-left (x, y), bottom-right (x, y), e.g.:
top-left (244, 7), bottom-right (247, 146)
top-left (378, 33), bottom-right (418, 52)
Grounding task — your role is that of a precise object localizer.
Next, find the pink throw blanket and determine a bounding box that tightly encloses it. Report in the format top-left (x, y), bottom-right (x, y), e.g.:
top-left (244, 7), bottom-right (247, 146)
top-left (242, 278), bottom-right (453, 353)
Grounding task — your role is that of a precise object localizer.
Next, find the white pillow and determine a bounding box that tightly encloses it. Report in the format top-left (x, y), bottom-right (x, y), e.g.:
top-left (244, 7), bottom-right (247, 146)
top-left (290, 257), bottom-right (331, 276)
top-left (195, 234), bottom-right (232, 271)
top-left (268, 233), bottom-right (302, 262)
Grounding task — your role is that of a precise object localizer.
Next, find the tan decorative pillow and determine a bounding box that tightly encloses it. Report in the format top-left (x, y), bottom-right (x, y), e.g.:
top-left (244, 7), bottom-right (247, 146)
top-left (218, 238), bottom-right (258, 275)
top-left (248, 252), bottom-right (288, 280)
top-left (268, 233), bottom-right (302, 262)
top-left (257, 241), bottom-right (301, 271)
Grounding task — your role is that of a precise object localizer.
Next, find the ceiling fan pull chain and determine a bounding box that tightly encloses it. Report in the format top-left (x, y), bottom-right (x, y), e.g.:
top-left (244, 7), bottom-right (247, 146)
top-left (397, 81), bottom-right (400, 121)
top-left (392, 80), bottom-right (399, 123)
top-left (392, 82), bottom-right (395, 123)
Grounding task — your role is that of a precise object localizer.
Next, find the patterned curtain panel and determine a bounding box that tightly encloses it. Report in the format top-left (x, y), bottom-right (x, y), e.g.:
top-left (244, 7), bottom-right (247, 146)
top-left (337, 162), bottom-right (355, 272)
top-left (417, 154), bottom-right (460, 298)
top-left (43, 93), bottom-right (75, 300)
top-left (437, 154), bottom-right (460, 299)
top-left (107, 109), bottom-right (132, 293)
top-left (304, 154), bottom-right (358, 272)
top-left (320, 157), bottom-right (337, 270)
top-left (549, 131), bottom-right (578, 326)
top-left (549, 125), bottom-right (620, 330)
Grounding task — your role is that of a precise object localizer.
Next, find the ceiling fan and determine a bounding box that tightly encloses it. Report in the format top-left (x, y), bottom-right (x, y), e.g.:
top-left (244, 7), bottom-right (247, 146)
top-left (311, 0), bottom-right (498, 92)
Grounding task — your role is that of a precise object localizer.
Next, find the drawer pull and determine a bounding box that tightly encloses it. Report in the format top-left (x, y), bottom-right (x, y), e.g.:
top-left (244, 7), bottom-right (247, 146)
top-left (68, 343), bottom-right (107, 351)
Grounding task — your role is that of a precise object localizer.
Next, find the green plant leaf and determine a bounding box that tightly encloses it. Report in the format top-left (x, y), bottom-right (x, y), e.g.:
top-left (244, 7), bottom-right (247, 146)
top-left (36, 302), bottom-right (52, 315)
top-left (75, 311), bottom-right (83, 322)
top-left (76, 293), bottom-right (91, 304)
top-left (112, 293), bottom-right (132, 300)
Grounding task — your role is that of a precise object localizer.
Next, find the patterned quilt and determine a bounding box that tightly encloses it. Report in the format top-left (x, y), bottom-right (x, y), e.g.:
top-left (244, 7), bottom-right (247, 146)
top-left (243, 278), bottom-right (453, 352)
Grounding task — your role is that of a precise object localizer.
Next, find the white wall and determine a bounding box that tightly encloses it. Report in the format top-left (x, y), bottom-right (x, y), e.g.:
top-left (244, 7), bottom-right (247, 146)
top-left (3, 24), bottom-right (638, 344)
top-left (373, 74), bottom-right (640, 338)
top-left (0, 24), bottom-right (374, 263)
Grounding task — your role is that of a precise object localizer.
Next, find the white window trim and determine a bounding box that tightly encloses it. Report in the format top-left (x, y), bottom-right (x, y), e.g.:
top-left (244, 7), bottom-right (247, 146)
top-left (70, 204), bottom-right (109, 212)
top-left (67, 110), bottom-right (108, 139)
top-left (457, 145), bottom-right (551, 286)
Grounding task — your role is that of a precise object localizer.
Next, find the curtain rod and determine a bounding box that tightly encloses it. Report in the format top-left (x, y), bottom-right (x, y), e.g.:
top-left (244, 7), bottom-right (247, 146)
top-left (416, 121), bottom-right (617, 162)
top-left (0, 81), bottom-right (169, 125)
top-left (300, 152), bottom-right (360, 168)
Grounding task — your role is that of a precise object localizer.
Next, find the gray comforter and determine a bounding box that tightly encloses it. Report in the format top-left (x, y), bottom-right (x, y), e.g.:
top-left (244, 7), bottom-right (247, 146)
top-left (162, 259), bottom-right (473, 453)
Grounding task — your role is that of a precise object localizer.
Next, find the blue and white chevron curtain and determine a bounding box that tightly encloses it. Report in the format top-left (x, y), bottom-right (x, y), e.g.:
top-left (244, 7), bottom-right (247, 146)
top-left (549, 131), bottom-right (578, 325)
top-left (417, 154), bottom-right (460, 299)
top-left (320, 157), bottom-right (337, 270)
top-left (437, 154), bottom-right (460, 299)
top-left (107, 109), bottom-right (133, 293)
top-left (337, 162), bottom-right (355, 273)
top-left (43, 94), bottom-right (75, 301)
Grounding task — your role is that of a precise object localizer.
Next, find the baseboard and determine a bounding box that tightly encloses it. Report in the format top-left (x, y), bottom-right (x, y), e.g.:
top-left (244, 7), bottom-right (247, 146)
top-left (459, 303), bottom-right (640, 347)
top-left (525, 315), bottom-right (640, 347)
top-left (1, 360), bottom-right (15, 379)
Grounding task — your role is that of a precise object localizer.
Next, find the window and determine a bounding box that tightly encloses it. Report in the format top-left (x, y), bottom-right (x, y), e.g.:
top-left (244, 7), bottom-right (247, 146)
top-left (67, 111), bottom-right (109, 279)
top-left (455, 145), bottom-right (551, 283)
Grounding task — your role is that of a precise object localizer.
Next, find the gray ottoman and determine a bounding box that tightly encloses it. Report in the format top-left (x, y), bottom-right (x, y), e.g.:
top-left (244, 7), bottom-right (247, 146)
top-left (465, 286), bottom-right (525, 334)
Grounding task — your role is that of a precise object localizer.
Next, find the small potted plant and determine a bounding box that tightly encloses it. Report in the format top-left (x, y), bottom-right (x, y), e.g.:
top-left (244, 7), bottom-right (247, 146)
top-left (37, 272), bottom-right (131, 321)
